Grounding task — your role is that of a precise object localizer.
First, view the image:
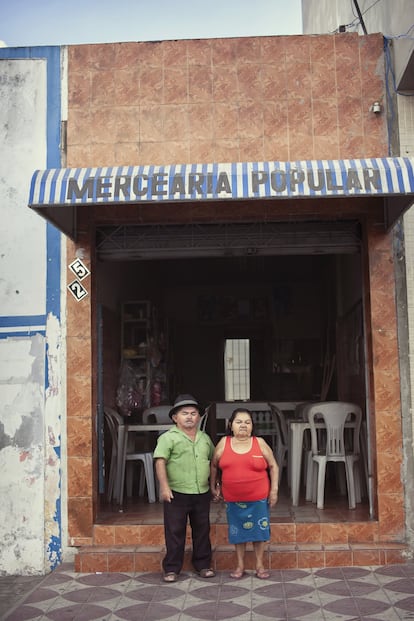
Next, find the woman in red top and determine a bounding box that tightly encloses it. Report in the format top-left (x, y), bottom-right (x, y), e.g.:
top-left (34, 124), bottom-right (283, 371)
top-left (210, 408), bottom-right (279, 579)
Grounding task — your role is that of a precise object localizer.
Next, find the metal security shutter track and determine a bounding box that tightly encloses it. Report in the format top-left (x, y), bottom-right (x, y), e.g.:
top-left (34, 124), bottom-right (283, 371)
top-left (96, 221), bottom-right (361, 261)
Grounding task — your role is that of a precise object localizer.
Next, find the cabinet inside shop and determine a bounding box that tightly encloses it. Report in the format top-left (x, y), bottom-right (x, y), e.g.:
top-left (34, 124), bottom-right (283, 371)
top-left (117, 301), bottom-right (168, 415)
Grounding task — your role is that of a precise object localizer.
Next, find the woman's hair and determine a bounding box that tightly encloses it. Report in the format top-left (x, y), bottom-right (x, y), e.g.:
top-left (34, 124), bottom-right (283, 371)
top-left (226, 408), bottom-right (256, 436)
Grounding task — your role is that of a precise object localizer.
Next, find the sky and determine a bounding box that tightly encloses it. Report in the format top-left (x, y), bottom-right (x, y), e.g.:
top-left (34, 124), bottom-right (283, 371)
top-left (0, 0), bottom-right (302, 48)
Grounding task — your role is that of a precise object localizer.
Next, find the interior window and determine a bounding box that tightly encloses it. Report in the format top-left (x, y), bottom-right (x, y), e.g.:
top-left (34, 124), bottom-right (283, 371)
top-left (224, 338), bottom-right (250, 401)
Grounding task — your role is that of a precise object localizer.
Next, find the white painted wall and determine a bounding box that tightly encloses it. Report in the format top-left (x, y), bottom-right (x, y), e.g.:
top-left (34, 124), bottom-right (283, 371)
top-left (0, 60), bottom-right (47, 313)
top-left (302, 0), bottom-right (414, 88)
top-left (302, 0), bottom-right (413, 37)
top-left (0, 56), bottom-right (65, 575)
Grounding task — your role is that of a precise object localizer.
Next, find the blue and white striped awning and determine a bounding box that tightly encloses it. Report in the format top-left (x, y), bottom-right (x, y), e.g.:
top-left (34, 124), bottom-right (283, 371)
top-left (28, 157), bottom-right (414, 238)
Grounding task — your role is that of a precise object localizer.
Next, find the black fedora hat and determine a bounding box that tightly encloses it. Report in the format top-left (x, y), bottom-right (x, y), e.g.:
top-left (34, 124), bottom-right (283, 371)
top-left (169, 394), bottom-right (201, 419)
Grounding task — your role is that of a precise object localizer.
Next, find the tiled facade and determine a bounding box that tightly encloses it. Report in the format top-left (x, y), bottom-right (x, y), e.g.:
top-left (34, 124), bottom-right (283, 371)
top-left (64, 33), bottom-right (408, 569)
top-left (66, 33), bottom-right (386, 166)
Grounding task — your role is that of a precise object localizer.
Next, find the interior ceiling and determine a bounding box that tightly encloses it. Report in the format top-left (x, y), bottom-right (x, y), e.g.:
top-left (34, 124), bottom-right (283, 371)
top-left (113, 253), bottom-right (333, 286)
top-left (96, 221), bottom-right (361, 261)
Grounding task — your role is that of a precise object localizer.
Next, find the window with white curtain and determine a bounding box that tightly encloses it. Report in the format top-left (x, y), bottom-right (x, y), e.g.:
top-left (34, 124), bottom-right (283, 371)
top-left (224, 338), bottom-right (250, 401)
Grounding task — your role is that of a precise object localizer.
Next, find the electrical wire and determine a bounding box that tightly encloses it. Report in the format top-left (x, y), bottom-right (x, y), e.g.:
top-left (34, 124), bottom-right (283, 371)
top-left (330, 0), bottom-right (383, 34)
top-left (384, 23), bottom-right (414, 40)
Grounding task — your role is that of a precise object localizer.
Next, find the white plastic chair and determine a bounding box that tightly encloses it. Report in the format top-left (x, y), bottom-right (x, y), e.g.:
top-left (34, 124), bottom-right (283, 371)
top-left (103, 407), bottom-right (121, 503)
top-left (249, 408), bottom-right (277, 453)
top-left (104, 406), bottom-right (156, 505)
top-left (199, 404), bottom-right (212, 431)
top-left (305, 401), bottom-right (362, 510)
top-left (121, 449), bottom-right (156, 505)
top-left (142, 405), bottom-right (172, 424)
top-left (268, 403), bottom-right (289, 484)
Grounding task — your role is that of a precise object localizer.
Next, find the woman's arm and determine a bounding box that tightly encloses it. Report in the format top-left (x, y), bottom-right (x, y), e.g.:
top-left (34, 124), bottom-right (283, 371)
top-left (257, 437), bottom-right (279, 507)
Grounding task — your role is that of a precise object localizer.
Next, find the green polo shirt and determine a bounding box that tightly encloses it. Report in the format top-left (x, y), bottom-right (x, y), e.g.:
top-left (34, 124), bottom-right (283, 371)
top-left (153, 426), bottom-right (214, 494)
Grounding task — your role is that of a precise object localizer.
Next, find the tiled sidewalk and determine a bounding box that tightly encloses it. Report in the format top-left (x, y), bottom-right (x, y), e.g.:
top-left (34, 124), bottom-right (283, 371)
top-left (2, 562), bottom-right (414, 621)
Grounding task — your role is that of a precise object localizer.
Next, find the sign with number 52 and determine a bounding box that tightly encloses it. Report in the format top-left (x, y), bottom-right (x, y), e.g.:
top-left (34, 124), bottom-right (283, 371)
top-left (68, 279), bottom-right (88, 301)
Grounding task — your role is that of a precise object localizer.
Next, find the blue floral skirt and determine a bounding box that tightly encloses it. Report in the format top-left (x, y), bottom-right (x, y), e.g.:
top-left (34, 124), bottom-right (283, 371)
top-left (225, 498), bottom-right (270, 544)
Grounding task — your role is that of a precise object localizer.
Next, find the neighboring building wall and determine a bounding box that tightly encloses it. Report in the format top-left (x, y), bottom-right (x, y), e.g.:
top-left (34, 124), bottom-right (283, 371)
top-left (0, 48), bottom-right (65, 575)
top-left (302, 1), bottom-right (411, 37)
top-left (301, 1), bottom-right (414, 90)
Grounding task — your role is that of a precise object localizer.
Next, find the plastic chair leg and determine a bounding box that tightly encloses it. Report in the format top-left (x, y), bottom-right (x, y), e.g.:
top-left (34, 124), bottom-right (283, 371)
top-left (143, 454), bottom-right (156, 503)
top-left (126, 456), bottom-right (155, 503)
top-left (126, 462), bottom-right (134, 497)
top-left (119, 453), bottom-right (156, 504)
top-left (275, 446), bottom-right (286, 484)
top-left (138, 464), bottom-right (146, 496)
top-left (126, 459), bottom-right (146, 497)
top-left (354, 460), bottom-right (363, 503)
top-left (345, 458), bottom-right (357, 509)
top-left (107, 453), bottom-right (117, 502)
top-left (316, 460), bottom-right (327, 509)
top-left (305, 451), bottom-right (314, 501)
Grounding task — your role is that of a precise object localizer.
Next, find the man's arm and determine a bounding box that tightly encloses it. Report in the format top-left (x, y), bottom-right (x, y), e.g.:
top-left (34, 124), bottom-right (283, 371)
top-left (155, 458), bottom-right (174, 502)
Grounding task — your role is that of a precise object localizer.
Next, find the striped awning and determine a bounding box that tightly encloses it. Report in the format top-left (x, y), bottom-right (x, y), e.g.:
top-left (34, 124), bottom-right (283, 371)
top-left (28, 157), bottom-right (414, 238)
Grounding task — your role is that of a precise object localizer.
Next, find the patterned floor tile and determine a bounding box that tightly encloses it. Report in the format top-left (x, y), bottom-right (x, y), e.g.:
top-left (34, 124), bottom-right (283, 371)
top-left (3, 564), bottom-right (414, 621)
top-left (116, 601), bottom-right (182, 620)
top-left (323, 596), bottom-right (393, 617)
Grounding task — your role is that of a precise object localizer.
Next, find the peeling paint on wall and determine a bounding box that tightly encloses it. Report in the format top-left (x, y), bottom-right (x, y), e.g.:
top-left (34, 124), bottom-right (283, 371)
top-left (0, 336), bottom-right (46, 575)
top-left (44, 312), bottom-right (62, 570)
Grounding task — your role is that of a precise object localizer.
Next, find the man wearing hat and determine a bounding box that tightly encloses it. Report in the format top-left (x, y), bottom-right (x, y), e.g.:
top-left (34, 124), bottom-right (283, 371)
top-left (154, 394), bottom-right (216, 582)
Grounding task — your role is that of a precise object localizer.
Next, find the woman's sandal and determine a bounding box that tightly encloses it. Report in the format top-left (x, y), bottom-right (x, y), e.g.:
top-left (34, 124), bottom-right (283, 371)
top-left (230, 568), bottom-right (246, 579)
top-left (198, 568), bottom-right (216, 578)
top-left (163, 572), bottom-right (178, 583)
top-left (255, 568), bottom-right (270, 580)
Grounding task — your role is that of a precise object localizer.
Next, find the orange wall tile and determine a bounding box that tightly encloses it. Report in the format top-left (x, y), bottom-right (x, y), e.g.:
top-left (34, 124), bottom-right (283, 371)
top-left (67, 32), bottom-right (387, 168)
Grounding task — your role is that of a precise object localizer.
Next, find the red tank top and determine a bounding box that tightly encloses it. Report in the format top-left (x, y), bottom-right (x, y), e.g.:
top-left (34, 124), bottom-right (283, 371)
top-left (219, 436), bottom-right (270, 502)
